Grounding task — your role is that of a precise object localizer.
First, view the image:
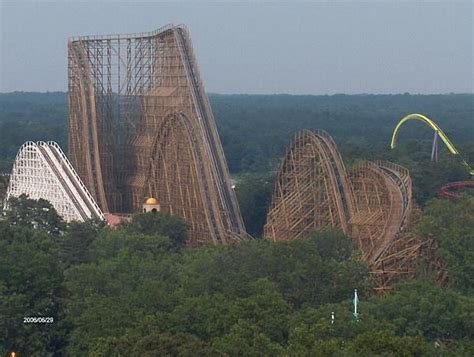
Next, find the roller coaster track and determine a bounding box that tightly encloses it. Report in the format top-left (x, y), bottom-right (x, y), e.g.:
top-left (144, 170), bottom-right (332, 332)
top-left (265, 130), bottom-right (426, 288)
top-left (68, 25), bottom-right (246, 244)
top-left (174, 26), bottom-right (245, 237)
top-left (315, 130), bottom-right (355, 225)
top-left (439, 180), bottom-right (474, 199)
top-left (264, 130), bottom-right (354, 241)
top-left (68, 42), bottom-right (109, 212)
top-left (146, 112), bottom-right (243, 244)
top-left (4, 141), bottom-right (104, 222)
top-left (391, 113), bottom-right (474, 176)
top-left (349, 161), bottom-right (412, 264)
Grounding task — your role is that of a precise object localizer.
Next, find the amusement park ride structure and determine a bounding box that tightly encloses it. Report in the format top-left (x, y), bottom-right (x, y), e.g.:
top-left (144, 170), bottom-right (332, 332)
top-left (3, 24), bottom-right (471, 289)
top-left (264, 114), bottom-right (472, 288)
top-left (264, 114), bottom-right (474, 290)
top-left (391, 113), bottom-right (474, 176)
top-left (263, 130), bottom-right (435, 289)
top-left (391, 113), bottom-right (474, 199)
top-left (4, 142), bottom-right (104, 222)
top-left (67, 24), bottom-right (246, 245)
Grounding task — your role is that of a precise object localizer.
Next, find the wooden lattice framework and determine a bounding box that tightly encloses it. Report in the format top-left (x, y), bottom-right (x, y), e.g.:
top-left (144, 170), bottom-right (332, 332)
top-left (264, 130), bottom-right (441, 288)
top-left (264, 130), bottom-right (354, 241)
top-left (68, 24), bottom-right (246, 244)
top-left (349, 161), bottom-right (429, 289)
top-left (349, 161), bottom-right (412, 262)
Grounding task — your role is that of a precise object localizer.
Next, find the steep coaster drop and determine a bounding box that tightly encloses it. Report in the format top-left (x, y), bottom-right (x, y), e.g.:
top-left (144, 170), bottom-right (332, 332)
top-left (68, 25), bottom-right (246, 245)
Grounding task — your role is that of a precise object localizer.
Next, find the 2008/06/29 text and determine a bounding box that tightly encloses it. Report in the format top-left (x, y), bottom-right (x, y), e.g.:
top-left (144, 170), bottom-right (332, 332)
top-left (23, 317), bottom-right (54, 324)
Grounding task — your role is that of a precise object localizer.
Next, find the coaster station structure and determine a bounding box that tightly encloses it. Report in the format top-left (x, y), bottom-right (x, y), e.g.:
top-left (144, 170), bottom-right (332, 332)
top-left (68, 24), bottom-right (246, 245)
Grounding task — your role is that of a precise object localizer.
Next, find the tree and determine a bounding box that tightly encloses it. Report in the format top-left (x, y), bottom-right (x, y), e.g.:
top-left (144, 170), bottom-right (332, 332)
top-left (132, 332), bottom-right (219, 356)
top-left (59, 219), bottom-right (105, 267)
top-left (235, 172), bottom-right (274, 237)
top-left (364, 281), bottom-right (474, 341)
top-left (417, 196), bottom-right (474, 292)
top-left (347, 330), bottom-right (431, 356)
top-left (165, 293), bottom-right (237, 342)
top-left (4, 194), bottom-right (64, 237)
top-left (89, 332), bottom-right (219, 356)
top-left (0, 221), bottom-right (67, 355)
top-left (213, 320), bottom-right (284, 356)
top-left (0, 161), bottom-right (10, 210)
top-left (121, 212), bottom-right (188, 248)
top-left (231, 279), bottom-right (290, 344)
top-left (310, 229), bottom-right (356, 262)
top-left (63, 230), bottom-right (181, 354)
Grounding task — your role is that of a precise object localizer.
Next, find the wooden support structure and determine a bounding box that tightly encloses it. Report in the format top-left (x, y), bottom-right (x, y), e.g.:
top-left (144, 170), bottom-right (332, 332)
top-left (264, 130), bottom-right (354, 241)
top-left (68, 25), bottom-right (246, 245)
top-left (265, 130), bottom-right (445, 289)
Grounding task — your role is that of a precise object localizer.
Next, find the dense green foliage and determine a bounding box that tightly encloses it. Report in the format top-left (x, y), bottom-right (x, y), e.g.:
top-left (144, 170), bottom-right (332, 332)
top-left (234, 172), bottom-right (274, 236)
top-left (0, 198), bottom-right (67, 355)
top-left (0, 92), bottom-right (67, 159)
top-left (0, 174), bottom-right (7, 207)
top-left (1, 196), bottom-right (474, 355)
top-left (5, 194), bottom-right (65, 236)
top-left (418, 195), bottom-right (474, 293)
top-left (212, 94), bottom-right (474, 174)
top-left (120, 211), bottom-right (189, 248)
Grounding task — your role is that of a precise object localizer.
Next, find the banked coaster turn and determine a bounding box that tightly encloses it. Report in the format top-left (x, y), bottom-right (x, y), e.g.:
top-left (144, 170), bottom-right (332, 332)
top-left (264, 130), bottom-right (444, 289)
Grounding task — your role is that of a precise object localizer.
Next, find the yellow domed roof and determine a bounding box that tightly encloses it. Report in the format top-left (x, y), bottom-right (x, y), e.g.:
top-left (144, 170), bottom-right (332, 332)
top-left (145, 197), bottom-right (159, 205)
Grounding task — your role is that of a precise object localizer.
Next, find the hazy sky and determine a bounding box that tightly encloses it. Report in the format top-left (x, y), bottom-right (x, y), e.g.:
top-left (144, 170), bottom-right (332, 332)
top-left (0, 0), bottom-right (472, 94)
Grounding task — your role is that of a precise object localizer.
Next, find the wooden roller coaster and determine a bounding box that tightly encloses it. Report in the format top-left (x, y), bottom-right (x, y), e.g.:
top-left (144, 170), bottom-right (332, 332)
top-left (68, 25), bottom-right (246, 245)
top-left (264, 130), bottom-right (440, 289)
top-left (264, 130), bottom-right (354, 241)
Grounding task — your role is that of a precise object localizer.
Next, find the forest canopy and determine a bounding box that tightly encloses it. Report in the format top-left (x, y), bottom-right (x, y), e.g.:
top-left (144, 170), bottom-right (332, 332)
top-left (1, 196), bottom-right (474, 355)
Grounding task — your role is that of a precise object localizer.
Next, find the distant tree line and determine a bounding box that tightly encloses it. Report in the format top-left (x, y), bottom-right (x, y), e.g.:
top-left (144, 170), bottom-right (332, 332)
top-left (1, 92), bottom-right (472, 168)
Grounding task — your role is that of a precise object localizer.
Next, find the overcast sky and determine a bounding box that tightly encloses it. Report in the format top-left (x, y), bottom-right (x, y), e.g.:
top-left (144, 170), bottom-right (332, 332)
top-left (0, 0), bottom-right (472, 94)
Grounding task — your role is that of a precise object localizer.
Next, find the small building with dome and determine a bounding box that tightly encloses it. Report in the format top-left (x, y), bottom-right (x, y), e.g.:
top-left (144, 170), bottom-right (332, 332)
top-left (143, 197), bottom-right (160, 213)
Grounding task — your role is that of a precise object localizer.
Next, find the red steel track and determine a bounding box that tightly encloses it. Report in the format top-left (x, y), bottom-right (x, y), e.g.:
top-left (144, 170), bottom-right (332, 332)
top-left (439, 180), bottom-right (474, 200)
